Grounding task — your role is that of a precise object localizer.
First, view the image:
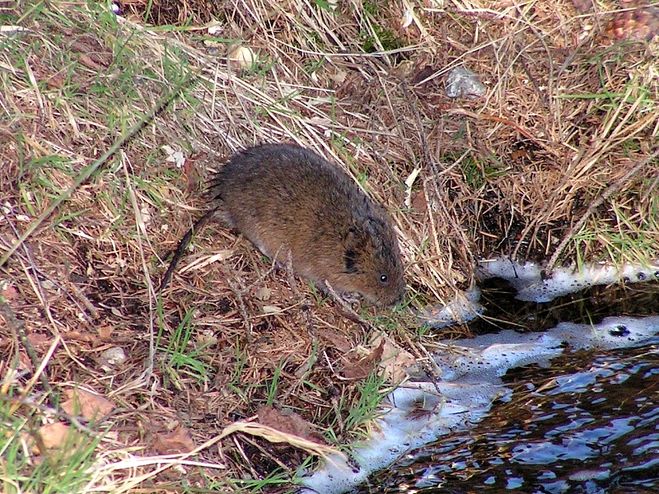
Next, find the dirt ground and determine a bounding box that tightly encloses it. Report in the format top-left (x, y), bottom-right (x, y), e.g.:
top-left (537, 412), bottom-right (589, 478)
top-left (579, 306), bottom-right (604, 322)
top-left (0, 0), bottom-right (657, 492)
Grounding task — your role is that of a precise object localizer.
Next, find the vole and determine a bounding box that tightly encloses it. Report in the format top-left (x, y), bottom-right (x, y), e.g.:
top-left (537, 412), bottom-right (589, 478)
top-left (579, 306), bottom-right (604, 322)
top-left (159, 143), bottom-right (405, 306)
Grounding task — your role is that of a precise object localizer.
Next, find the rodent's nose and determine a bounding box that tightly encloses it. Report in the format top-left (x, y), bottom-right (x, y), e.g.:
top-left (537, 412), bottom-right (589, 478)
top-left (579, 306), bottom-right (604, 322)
top-left (382, 288), bottom-right (405, 307)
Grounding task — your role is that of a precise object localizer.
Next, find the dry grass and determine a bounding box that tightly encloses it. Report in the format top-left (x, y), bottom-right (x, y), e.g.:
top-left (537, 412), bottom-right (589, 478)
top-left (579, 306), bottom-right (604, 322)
top-left (1, 0), bottom-right (657, 492)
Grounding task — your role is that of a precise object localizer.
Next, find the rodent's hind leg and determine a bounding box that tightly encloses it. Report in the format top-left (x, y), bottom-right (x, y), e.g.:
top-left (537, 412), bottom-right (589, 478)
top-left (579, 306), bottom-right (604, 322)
top-left (260, 246), bottom-right (299, 296)
top-left (284, 250), bottom-right (300, 296)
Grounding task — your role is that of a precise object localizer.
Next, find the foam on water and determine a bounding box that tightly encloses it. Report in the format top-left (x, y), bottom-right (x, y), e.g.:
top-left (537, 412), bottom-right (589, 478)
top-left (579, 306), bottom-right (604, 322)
top-left (417, 287), bottom-right (483, 328)
top-left (299, 260), bottom-right (659, 493)
top-left (477, 259), bottom-right (659, 303)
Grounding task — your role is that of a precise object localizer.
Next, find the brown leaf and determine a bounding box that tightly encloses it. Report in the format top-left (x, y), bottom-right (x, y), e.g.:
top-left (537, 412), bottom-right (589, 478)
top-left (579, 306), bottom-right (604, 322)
top-left (257, 406), bottom-right (325, 444)
top-left (70, 36), bottom-right (113, 68)
top-left (340, 339), bottom-right (385, 380)
top-left (181, 154), bottom-right (204, 193)
top-left (1, 283), bottom-right (18, 301)
top-left (570, 0), bottom-right (593, 14)
top-left (61, 388), bottom-right (115, 420)
top-left (45, 71), bottom-right (66, 89)
top-left (511, 148), bottom-right (532, 162)
top-left (411, 189), bottom-right (428, 214)
top-left (317, 327), bottom-right (352, 353)
top-left (336, 72), bottom-right (372, 105)
top-left (65, 330), bottom-right (95, 343)
top-left (371, 334), bottom-right (416, 383)
top-left (604, 7), bottom-right (658, 42)
top-left (26, 333), bottom-right (52, 350)
top-left (79, 53), bottom-right (106, 71)
top-left (34, 422), bottom-right (72, 453)
top-left (97, 325), bottom-right (114, 340)
top-left (152, 426), bottom-right (196, 454)
top-left (18, 351), bottom-right (33, 372)
top-left (410, 64), bottom-right (435, 85)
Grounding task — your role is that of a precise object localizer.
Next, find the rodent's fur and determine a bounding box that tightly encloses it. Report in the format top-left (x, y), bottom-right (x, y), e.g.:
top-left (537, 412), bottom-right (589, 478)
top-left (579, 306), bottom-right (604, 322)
top-left (160, 143), bottom-right (405, 306)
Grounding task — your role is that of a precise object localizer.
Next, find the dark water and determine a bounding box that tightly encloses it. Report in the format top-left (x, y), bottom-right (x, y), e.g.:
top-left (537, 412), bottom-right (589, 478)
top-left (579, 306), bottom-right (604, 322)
top-left (470, 279), bottom-right (659, 335)
top-left (359, 283), bottom-right (659, 493)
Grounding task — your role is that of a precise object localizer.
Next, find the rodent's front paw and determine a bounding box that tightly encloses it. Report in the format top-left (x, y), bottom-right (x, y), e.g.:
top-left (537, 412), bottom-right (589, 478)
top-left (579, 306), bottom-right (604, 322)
top-left (341, 291), bottom-right (361, 305)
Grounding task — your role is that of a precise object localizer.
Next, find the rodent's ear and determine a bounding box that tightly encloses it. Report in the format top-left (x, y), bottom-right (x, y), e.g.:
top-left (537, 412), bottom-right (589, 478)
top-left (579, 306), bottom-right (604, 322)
top-left (344, 248), bottom-right (359, 274)
top-left (345, 225), bottom-right (370, 248)
top-left (344, 226), bottom-right (365, 274)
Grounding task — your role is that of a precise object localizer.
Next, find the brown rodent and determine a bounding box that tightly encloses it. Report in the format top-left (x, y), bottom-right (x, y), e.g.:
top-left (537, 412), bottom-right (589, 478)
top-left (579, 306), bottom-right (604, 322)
top-left (160, 143), bottom-right (405, 306)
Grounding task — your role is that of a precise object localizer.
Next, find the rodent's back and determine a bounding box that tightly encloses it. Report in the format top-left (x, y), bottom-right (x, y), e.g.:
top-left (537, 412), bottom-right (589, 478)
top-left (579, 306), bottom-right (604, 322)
top-left (208, 143), bottom-right (404, 306)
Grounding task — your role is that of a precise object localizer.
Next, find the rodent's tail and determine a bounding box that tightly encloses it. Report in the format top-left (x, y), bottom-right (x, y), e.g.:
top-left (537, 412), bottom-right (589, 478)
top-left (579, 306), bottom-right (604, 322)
top-left (158, 209), bottom-right (217, 293)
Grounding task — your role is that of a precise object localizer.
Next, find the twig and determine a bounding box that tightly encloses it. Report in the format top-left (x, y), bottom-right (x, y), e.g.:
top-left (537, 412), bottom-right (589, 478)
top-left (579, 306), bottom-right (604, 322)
top-left (0, 300), bottom-right (53, 394)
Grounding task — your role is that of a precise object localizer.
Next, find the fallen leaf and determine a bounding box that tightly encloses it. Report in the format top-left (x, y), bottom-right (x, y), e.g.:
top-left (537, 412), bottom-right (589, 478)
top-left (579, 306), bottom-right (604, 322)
top-left (371, 334), bottom-right (416, 383)
top-left (97, 325), bottom-right (114, 340)
top-left (45, 71), bottom-right (66, 89)
top-left (328, 67), bottom-right (347, 85)
top-left (317, 327), bottom-right (352, 353)
top-left (219, 419), bottom-right (340, 459)
top-left (196, 329), bottom-right (218, 347)
top-left (162, 145), bottom-right (186, 168)
top-left (77, 53), bottom-right (105, 71)
top-left (1, 283), bottom-right (18, 301)
top-left (411, 189), bottom-right (428, 214)
top-left (511, 148), bottom-right (531, 162)
top-left (571, 0), bottom-right (592, 14)
top-left (180, 155), bottom-right (204, 193)
top-left (401, 6), bottom-right (414, 29)
top-left (65, 331), bottom-right (95, 343)
top-left (404, 167), bottom-right (422, 208)
top-left (33, 422), bottom-right (73, 453)
top-left (227, 45), bottom-right (257, 69)
top-left (207, 23), bottom-right (223, 35)
top-left (410, 64), bottom-right (435, 85)
top-left (152, 426), bottom-right (196, 454)
top-left (340, 339), bottom-right (385, 380)
top-left (98, 346), bottom-right (127, 367)
top-left (261, 305), bottom-right (282, 315)
top-left (254, 287), bottom-right (271, 301)
top-left (17, 351), bottom-right (33, 372)
top-left (62, 388), bottom-right (115, 420)
top-left (26, 333), bottom-right (52, 350)
top-left (179, 250), bottom-right (234, 274)
top-left (603, 8), bottom-right (658, 42)
top-left (70, 36), bottom-right (113, 68)
top-left (257, 406), bottom-right (325, 444)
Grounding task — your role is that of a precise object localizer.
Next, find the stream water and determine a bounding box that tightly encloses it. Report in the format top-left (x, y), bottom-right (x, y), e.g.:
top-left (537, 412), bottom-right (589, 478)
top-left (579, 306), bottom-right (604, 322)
top-left (359, 283), bottom-right (659, 493)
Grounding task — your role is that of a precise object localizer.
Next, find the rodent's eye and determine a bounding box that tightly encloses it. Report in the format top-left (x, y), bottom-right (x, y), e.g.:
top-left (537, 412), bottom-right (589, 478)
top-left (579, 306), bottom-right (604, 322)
top-left (379, 274), bottom-right (388, 283)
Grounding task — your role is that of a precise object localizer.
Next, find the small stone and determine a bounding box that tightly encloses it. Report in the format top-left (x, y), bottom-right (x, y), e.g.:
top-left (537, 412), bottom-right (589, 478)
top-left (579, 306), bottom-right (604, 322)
top-left (255, 287), bottom-right (271, 301)
top-left (227, 45), bottom-right (257, 70)
top-left (445, 66), bottom-right (486, 99)
top-left (99, 347), bottom-right (127, 367)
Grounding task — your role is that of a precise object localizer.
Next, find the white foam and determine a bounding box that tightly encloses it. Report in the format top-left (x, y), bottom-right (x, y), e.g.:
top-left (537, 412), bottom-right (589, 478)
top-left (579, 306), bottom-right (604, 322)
top-left (419, 259), bottom-right (658, 329)
top-left (418, 287), bottom-right (483, 329)
top-left (477, 258), bottom-right (659, 303)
